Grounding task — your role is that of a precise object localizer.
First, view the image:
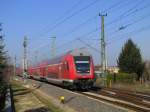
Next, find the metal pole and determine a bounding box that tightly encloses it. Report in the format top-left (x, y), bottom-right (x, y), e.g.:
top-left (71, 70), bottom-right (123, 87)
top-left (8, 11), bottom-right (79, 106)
top-left (99, 13), bottom-right (107, 73)
top-left (23, 36), bottom-right (27, 72)
top-left (50, 37), bottom-right (56, 58)
top-left (14, 56), bottom-right (16, 77)
top-left (35, 51), bottom-right (38, 65)
top-left (23, 36), bottom-right (28, 82)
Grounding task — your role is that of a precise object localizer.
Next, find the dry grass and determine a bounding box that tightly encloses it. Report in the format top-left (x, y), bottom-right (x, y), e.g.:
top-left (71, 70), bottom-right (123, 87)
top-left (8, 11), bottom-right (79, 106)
top-left (11, 80), bottom-right (63, 112)
top-left (112, 82), bottom-right (150, 93)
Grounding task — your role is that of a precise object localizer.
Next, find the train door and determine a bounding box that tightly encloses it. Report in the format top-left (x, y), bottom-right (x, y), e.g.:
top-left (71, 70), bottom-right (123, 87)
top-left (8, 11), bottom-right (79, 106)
top-left (58, 63), bottom-right (62, 79)
top-left (42, 67), bottom-right (47, 79)
top-left (39, 67), bottom-right (43, 78)
top-left (63, 61), bottom-right (69, 79)
top-left (45, 66), bottom-right (48, 79)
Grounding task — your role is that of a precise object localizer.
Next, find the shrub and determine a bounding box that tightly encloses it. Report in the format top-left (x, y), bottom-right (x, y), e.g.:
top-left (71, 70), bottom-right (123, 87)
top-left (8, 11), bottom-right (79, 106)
top-left (106, 72), bottom-right (136, 84)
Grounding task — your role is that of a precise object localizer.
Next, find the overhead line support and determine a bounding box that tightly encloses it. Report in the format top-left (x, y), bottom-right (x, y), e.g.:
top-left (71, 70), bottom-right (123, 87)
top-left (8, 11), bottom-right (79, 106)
top-left (99, 13), bottom-right (107, 73)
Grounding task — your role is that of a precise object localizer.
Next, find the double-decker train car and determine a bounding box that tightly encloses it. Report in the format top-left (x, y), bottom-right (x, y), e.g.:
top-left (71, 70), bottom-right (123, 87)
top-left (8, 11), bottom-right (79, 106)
top-left (28, 49), bottom-right (95, 89)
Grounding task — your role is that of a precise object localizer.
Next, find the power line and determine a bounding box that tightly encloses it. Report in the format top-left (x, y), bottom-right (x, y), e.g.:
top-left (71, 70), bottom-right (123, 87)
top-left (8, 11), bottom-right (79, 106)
top-left (29, 1), bottom-right (100, 49)
top-left (65, 2), bottom-right (150, 53)
top-left (107, 12), bottom-right (150, 41)
top-left (35, 9), bottom-right (150, 53)
top-left (56, 28), bottom-right (99, 49)
top-left (61, 15), bottom-right (98, 37)
top-left (30, 0), bottom-right (132, 47)
top-left (32, 0), bottom-right (82, 38)
top-left (79, 13), bottom-right (150, 53)
top-left (61, 0), bottom-right (124, 38)
top-left (119, 0), bottom-right (143, 19)
top-left (103, 2), bottom-right (150, 37)
top-left (31, 25), bottom-right (104, 53)
top-left (106, 24), bottom-right (150, 46)
top-left (36, 0), bottom-right (99, 38)
top-left (101, 0), bottom-right (124, 13)
top-left (82, 24), bottom-right (150, 52)
top-left (77, 38), bottom-right (100, 52)
top-left (54, 0), bottom-right (128, 49)
top-left (29, 2), bottom-right (149, 54)
top-left (58, 1), bottom-right (150, 60)
top-left (31, 5), bottom-right (148, 54)
top-left (28, 1), bottom-right (82, 46)
top-left (38, 1), bottom-right (150, 44)
top-left (54, 0), bottom-right (82, 22)
top-left (105, 1), bottom-right (150, 29)
top-left (31, 0), bottom-right (127, 42)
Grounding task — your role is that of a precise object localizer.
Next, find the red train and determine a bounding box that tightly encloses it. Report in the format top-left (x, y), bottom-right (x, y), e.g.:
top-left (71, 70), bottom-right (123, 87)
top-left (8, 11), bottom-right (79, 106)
top-left (20, 49), bottom-right (95, 89)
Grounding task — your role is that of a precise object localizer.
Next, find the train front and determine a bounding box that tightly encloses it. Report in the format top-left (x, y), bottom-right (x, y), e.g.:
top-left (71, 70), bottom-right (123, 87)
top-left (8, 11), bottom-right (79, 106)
top-left (68, 49), bottom-right (95, 89)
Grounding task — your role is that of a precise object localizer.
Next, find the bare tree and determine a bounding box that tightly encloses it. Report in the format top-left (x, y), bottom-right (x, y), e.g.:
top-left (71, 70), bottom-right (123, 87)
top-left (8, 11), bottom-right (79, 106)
top-left (143, 61), bottom-right (150, 82)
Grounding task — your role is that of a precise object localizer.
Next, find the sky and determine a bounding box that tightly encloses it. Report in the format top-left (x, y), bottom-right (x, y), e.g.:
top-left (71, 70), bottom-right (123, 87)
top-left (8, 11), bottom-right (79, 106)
top-left (0, 0), bottom-right (150, 66)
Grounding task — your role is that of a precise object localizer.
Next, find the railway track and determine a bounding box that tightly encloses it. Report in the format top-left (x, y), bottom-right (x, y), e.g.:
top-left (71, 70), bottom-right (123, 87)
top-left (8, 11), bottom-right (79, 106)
top-left (103, 87), bottom-right (150, 101)
top-left (81, 87), bottom-right (150, 112)
top-left (81, 91), bottom-right (150, 112)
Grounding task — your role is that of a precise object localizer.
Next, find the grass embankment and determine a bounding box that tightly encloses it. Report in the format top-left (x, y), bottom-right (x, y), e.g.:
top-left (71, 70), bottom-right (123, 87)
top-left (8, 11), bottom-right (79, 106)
top-left (11, 80), bottom-right (63, 112)
top-left (95, 73), bottom-right (150, 93)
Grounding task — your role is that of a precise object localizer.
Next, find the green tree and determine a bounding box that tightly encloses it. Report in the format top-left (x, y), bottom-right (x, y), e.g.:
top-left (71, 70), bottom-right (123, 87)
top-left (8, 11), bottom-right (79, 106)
top-left (0, 28), bottom-right (7, 82)
top-left (117, 38), bottom-right (144, 80)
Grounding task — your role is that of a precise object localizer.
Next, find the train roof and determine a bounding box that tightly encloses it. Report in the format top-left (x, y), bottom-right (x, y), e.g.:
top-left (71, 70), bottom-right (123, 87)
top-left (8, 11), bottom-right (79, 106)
top-left (66, 48), bottom-right (91, 56)
top-left (29, 48), bottom-right (91, 67)
top-left (45, 48), bottom-right (91, 65)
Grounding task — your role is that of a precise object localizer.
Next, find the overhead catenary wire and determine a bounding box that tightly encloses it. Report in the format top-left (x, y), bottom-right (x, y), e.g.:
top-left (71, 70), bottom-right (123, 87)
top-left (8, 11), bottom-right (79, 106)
top-left (104, 1), bottom-right (150, 30)
top-left (29, 0), bottom-right (100, 50)
top-left (30, 0), bottom-right (136, 48)
top-left (29, 0), bottom-right (149, 57)
top-left (119, 0), bottom-right (143, 19)
top-left (36, 0), bottom-right (99, 38)
top-left (100, 2), bottom-right (150, 40)
top-left (31, 0), bottom-right (150, 49)
top-left (56, 28), bottom-right (99, 49)
top-left (78, 24), bottom-right (150, 52)
top-left (57, 1), bottom-right (150, 61)
top-left (30, 24), bottom-right (150, 64)
top-left (61, 0), bottom-right (125, 38)
top-left (106, 12), bottom-right (150, 40)
top-left (31, 0), bottom-right (82, 38)
top-left (81, 15), bottom-right (150, 53)
top-left (31, 5), bottom-right (148, 54)
top-left (106, 24), bottom-right (150, 46)
top-left (77, 38), bottom-right (100, 53)
top-left (31, 0), bottom-right (128, 42)
top-left (31, 0), bottom-right (128, 43)
top-left (53, 0), bottom-right (82, 23)
top-left (54, 0), bottom-right (131, 48)
top-left (88, 0), bottom-right (149, 36)
top-left (70, 2), bottom-right (150, 43)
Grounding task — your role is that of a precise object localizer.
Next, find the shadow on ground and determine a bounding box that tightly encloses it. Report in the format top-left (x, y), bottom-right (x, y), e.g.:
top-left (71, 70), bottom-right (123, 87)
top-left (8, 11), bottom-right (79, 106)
top-left (65, 96), bottom-right (76, 103)
top-left (13, 88), bottom-right (30, 96)
top-left (35, 83), bottom-right (43, 89)
top-left (24, 107), bottom-right (50, 112)
top-left (12, 82), bottom-right (43, 96)
top-left (13, 88), bottom-right (27, 93)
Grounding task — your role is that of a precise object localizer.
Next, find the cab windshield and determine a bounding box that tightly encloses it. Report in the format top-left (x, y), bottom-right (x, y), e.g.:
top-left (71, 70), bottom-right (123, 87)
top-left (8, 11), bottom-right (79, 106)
top-left (74, 56), bottom-right (90, 73)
